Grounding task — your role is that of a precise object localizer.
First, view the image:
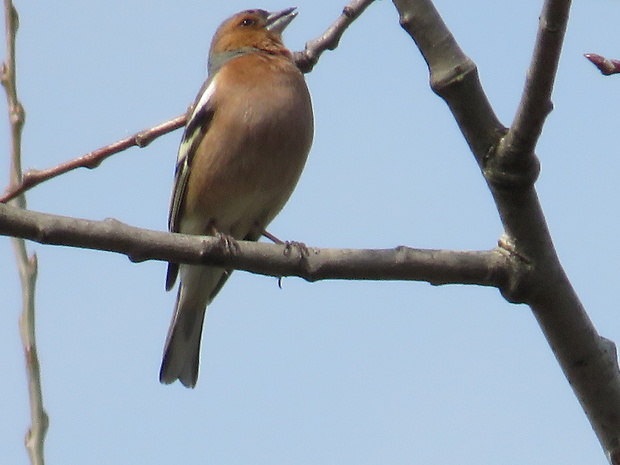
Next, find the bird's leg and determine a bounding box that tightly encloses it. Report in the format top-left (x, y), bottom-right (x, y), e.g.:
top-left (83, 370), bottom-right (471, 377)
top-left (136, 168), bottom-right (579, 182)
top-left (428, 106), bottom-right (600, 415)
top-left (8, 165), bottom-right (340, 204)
top-left (261, 228), bottom-right (284, 245)
top-left (260, 227), bottom-right (309, 258)
top-left (260, 227), bottom-right (306, 290)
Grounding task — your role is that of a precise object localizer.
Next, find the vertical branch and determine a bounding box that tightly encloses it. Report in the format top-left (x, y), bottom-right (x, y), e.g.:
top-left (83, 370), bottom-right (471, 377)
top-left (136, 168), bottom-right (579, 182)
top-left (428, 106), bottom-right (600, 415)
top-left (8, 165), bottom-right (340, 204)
top-left (393, 0), bottom-right (620, 462)
top-left (1, 1), bottom-right (48, 464)
top-left (497, 0), bottom-right (572, 172)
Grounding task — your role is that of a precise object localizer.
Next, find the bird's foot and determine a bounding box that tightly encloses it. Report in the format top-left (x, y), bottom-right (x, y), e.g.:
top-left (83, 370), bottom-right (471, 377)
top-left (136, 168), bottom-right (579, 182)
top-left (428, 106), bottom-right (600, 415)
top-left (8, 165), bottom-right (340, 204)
top-left (215, 231), bottom-right (240, 256)
top-left (283, 240), bottom-right (309, 258)
top-left (260, 227), bottom-right (308, 258)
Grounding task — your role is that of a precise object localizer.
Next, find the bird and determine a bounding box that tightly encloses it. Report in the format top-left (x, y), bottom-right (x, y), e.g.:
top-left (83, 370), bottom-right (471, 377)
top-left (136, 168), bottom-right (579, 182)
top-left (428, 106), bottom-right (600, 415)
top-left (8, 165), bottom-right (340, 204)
top-left (159, 7), bottom-right (314, 388)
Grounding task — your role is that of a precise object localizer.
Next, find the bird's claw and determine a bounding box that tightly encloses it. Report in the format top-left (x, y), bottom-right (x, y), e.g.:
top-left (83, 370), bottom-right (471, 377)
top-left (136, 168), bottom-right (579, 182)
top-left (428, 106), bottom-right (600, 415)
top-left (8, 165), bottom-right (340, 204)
top-left (283, 240), bottom-right (309, 258)
top-left (215, 232), bottom-right (240, 255)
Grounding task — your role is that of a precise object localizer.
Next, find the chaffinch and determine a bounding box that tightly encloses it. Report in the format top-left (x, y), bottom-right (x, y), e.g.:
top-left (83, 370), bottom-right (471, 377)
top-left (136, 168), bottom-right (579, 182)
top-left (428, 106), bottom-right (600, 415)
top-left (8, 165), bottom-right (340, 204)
top-left (160, 8), bottom-right (314, 388)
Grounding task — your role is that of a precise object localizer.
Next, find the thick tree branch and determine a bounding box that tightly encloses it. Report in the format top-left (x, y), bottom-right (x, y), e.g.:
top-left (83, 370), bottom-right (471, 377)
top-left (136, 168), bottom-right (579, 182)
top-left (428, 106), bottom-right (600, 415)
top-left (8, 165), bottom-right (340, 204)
top-left (0, 202), bottom-right (515, 290)
top-left (1, 1), bottom-right (47, 464)
top-left (392, 0), bottom-right (505, 169)
top-left (392, 0), bottom-right (620, 463)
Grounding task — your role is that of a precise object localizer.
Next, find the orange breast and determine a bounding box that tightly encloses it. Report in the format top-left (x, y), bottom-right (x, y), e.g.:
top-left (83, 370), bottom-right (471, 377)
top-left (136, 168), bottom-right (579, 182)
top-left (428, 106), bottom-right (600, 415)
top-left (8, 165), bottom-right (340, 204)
top-left (181, 53), bottom-right (313, 239)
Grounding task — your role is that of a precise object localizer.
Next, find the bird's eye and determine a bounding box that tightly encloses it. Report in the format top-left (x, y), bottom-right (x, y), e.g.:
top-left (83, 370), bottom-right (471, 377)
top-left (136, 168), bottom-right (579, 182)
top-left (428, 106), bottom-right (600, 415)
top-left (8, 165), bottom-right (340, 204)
top-left (240, 18), bottom-right (256, 27)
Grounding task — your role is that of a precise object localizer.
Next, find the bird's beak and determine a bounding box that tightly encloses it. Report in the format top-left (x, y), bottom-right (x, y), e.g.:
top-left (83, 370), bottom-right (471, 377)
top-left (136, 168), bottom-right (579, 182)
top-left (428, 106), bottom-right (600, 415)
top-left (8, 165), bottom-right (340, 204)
top-left (266, 7), bottom-right (298, 35)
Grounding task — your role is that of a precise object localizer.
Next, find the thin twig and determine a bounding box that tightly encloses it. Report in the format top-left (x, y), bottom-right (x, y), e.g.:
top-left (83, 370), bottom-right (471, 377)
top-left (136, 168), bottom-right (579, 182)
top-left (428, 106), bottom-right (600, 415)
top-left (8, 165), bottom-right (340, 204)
top-left (1, 1), bottom-right (47, 464)
top-left (1, 1), bottom-right (376, 203)
top-left (294, 0), bottom-right (378, 73)
top-left (0, 114), bottom-right (187, 204)
top-left (585, 53), bottom-right (620, 76)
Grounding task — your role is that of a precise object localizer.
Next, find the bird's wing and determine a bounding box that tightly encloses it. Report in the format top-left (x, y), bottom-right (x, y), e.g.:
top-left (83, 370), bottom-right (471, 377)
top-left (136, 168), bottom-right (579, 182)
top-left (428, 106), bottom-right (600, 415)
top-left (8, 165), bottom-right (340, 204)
top-left (166, 76), bottom-right (218, 291)
top-left (169, 76), bottom-right (218, 233)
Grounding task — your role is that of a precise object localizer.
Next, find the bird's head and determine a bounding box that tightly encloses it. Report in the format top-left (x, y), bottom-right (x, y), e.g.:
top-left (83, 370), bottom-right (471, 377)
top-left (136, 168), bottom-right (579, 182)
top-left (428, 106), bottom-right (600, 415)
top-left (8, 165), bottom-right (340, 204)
top-left (210, 8), bottom-right (298, 58)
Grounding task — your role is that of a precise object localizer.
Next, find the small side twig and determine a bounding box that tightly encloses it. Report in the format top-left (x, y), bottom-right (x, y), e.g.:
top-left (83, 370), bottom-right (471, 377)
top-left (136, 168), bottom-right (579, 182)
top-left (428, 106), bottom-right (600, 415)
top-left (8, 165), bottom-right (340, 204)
top-left (294, 0), bottom-right (377, 73)
top-left (0, 113), bottom-right (187, 204)
top-left (585, 53), bottom-right (620, 76)
top-left (1, 0), bottom-right (48, 464)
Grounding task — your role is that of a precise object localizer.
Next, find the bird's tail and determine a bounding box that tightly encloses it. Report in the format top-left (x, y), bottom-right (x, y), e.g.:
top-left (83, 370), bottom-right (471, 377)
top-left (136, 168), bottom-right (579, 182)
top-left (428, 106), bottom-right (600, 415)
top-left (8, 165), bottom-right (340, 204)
top-left (159, 264), bottom-right (227, 388)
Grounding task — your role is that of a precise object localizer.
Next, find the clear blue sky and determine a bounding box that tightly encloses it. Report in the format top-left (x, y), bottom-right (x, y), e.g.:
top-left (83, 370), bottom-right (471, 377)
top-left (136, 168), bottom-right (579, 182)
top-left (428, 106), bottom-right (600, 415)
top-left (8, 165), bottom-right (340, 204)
top-left (2, 0), bottom-right (620, 463)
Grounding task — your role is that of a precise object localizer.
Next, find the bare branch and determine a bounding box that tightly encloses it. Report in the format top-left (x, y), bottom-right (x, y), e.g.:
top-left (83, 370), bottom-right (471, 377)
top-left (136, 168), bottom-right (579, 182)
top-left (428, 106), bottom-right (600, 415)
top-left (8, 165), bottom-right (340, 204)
top-left (1, 0), bottom-right (47, 463)
top-left (499, 0), bottom-right (572, 169)
top-left (1, 0), bottom-right (24, 197)
top-left (0, 114), bottom-right (187, 204)
top-left (392, 0), bottom-right (505, 169)
top-left (0, 202), bottom-right (514, 290)
top-left (294, 0), bottom-right (377, 73)
top-left (585, 53), bottom-right (620, 76)
top-left (392, 0), bottom-right (620, 462)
